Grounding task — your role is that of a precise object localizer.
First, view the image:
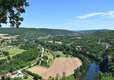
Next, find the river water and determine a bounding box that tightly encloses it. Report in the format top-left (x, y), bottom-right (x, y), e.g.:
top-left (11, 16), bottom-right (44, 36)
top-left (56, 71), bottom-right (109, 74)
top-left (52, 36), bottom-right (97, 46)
top-left (81, 62), bottom-right (100, 80)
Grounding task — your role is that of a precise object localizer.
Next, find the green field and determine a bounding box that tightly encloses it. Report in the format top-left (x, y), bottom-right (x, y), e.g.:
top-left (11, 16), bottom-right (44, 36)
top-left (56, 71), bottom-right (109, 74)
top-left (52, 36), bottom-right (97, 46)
top-left (23, 75), bottom-right (33, 80)
top-left (53, 51), bottom-right (66, 57)
top-left (39, 52), bottom-right (54, 68)
top-left (0, 48), bottom-right (25, 55)
top-left (53, 51), bottom-right (71, 57)
top-left (46, 52), bottom-right (54, 67)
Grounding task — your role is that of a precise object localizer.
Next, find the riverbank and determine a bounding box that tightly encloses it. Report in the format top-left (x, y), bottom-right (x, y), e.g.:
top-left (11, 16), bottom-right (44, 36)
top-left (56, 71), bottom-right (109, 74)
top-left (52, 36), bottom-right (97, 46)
top-left (81, 62), bottom-right (100, 80)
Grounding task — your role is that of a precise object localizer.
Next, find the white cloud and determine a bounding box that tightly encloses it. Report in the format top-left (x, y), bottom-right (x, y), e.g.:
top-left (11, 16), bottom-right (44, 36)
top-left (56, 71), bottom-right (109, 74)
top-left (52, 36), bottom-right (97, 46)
top-left (78, 13), bottom-right (103, 19)
top-left (78, 10), bottom-right (114, 19)
top-left (102, 11), bottom-right (114, 17)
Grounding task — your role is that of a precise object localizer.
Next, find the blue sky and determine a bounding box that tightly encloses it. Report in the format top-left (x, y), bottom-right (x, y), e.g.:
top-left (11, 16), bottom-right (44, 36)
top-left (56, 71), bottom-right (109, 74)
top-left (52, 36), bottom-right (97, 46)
top-left (4, 0), bottom-right (114, 30)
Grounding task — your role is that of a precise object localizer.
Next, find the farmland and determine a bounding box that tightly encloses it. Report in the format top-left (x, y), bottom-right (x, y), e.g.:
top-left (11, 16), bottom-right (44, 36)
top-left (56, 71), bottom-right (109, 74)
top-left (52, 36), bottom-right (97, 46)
top-left (0, 48), bottom-right (26, 60)
top-left (28, 57), bottom-right (82, 79)
top-left (0, 33), bottom-right (19, 39)
top-left (0, 48), bottom-right (25, 55)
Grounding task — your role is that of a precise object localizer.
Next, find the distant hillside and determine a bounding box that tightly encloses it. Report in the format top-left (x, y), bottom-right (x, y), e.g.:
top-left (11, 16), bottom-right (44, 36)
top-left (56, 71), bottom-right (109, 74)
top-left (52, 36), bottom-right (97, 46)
top-left (73, 29), bottom-right (110, 34)
top-left (89, 30), bottom-right (114, 39)
top-left (0, 28), bottom-right (74, 39)
top-left (84, 30), bottom-right (114, 42)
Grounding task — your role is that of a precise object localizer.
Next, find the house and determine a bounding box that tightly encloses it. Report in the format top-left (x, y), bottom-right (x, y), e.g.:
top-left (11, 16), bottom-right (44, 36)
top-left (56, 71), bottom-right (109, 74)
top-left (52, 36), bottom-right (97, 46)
top-left (17, 70), bottom-right (22, 74)
top-left (101, 42), bottom-right (111, 49)
top-left (0, 51), bottom-right (3, 55)
top-left (0, 73), bottom-right (12, 79)
top-left (0, 75), bottom-right (3, 80)
top-left (5, 73), bottom-right (12, 77)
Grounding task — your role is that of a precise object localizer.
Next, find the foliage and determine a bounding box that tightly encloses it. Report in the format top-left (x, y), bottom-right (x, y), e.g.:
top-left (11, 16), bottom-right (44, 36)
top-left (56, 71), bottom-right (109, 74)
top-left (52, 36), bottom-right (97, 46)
top-left (0, 48), bottom-right (25, 55)
top-left (22, 70), bottom-right (42, 80)
top-left (94, 71), bottom-right (114, 80)
top-left (0, 0), bottom-right (29, 27)
top-left (0, 48), bottom-right (40, 74)
top-left (0, 28), bottom-right (74, 39)
top-left (19, 42), bottom-right (37, 50)
top-left (2, 51), bottom-right (9, 56)
top-left (74, 54), bottom-right (89, 79)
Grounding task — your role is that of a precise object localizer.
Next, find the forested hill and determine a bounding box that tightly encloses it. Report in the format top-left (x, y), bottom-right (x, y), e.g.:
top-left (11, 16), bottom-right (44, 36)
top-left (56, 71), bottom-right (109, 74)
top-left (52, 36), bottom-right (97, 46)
top-left (74, 29), bottom-right (109, 34)
top-left (84, 30), bottom-right (114, 42)
top-left (0, 28), bottom-right (74, 39)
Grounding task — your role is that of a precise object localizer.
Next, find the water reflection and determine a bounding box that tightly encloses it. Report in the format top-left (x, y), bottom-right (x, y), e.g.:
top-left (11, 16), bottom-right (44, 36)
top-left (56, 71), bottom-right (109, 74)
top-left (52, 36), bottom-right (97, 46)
top-left (80, 62), bottom-right (100, 80)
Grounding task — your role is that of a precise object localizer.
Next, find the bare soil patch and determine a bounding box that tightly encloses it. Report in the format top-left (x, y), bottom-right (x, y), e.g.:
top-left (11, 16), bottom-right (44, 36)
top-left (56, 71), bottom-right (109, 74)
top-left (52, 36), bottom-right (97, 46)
top-left (28, 66), bottom-right (47, 74)
top-left (28, 58), bottom-right (82, 79)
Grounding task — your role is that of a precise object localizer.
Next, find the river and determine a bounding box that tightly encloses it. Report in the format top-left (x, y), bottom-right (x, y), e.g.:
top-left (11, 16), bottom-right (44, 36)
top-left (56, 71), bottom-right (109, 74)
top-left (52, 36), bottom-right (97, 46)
top-left (80, 62), bottom-right (100, 80)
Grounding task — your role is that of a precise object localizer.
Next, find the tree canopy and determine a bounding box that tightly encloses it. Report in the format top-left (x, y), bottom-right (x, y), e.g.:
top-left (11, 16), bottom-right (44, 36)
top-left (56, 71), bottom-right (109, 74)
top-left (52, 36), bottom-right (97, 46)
top-left (0, 0), bottom-right (29, 27)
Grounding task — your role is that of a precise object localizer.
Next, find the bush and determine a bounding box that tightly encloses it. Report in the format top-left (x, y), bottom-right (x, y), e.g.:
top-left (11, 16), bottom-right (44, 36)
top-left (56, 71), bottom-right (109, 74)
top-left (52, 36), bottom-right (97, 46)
top-left (56, 54), bottom-right (60, 57)
top-left (24, 75), bottom-right (28, 79)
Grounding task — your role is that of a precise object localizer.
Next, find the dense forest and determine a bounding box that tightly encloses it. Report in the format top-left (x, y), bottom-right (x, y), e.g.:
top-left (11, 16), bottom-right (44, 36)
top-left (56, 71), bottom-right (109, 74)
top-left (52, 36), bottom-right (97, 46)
top-left (74, 29), bottom-right (109, 34)
top-left (0, 28), bottom-right (74, 39)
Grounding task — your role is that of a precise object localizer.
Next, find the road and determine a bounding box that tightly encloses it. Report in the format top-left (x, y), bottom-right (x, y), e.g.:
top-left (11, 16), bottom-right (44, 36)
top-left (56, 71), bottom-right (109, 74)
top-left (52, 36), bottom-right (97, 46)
top-left (12, 47), bottom-right (44, 78)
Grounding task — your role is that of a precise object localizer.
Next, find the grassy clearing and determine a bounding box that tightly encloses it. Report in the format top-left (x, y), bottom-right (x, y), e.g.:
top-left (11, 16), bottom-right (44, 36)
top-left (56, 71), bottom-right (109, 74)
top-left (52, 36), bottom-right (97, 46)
top-left (53, 51), bottom-right (71, 57)
top-left (22, 75), bottom-right (33, 80)
top-left (38, 52), bottom-right (54, 68)
top-left (53, 51), bottom-right (66, 57)
top-left (46, 52), bottom-right (54, 67)
top-left (0, 48), bottom-right (26, 60)
top-left (0, 48), bottom-right (25, 55)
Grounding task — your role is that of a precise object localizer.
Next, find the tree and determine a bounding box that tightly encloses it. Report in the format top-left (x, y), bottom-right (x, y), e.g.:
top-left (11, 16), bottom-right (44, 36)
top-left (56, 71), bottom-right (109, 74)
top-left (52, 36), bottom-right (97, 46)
top-left (0, 0), bottom-right (29, 27)
top-left (55, 74), bottom-right (59, 80)
top-left (9, 67), bottom-right (13, 73)
top-left (3, 51), bottom-right (9, 56)
top-left (62, 72), bottom-right (66, 80)
top-left (24, 75), bottom-right (28, 79)
top-left (94, 71), bottom-right (104, 80)
top-left (43, 55), bottom-right (48, 60)
top-left (56, 54), bottom-right (60, 57)
top-left (33, 74), bottom-right (39, 80)
top-left (74, 68), bottom-right (81, 78)
top-left (48, 76), bottom-right (54, 80)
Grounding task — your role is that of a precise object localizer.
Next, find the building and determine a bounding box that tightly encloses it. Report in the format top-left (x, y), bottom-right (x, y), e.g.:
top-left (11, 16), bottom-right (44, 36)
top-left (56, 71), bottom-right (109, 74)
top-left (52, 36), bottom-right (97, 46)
top-left (0, 75), bottom-right (3, 80)
top-left (0, 51), bottom-right (3, 55)
top-left (0, 73), bottom-right (12, 80)
top-left (5, 73), bottom-right (12, 77)
top-left (101, 42), bottom-right (111, 49)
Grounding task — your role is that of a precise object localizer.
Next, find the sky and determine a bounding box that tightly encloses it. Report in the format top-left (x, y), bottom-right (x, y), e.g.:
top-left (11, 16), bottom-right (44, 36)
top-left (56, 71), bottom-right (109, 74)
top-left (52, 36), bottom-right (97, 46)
top-left (3, 0), bottom-right (114, 30)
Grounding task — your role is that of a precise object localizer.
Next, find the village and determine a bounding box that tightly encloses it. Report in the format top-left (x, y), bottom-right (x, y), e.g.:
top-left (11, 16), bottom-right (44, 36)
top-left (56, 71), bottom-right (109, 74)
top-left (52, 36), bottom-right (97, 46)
top-left (0, 33), bottom-right (52, 79)
top-left (0, 45), bottom-right (49, 79)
